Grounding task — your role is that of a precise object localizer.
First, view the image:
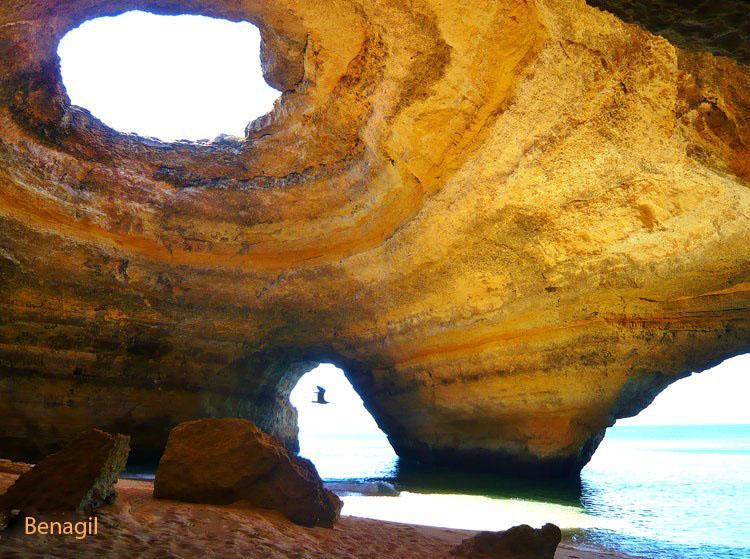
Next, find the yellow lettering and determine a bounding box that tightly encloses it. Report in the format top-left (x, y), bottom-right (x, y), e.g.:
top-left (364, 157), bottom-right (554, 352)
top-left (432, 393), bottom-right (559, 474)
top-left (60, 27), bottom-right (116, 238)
top-left (21, 515), bottom-right (97, 539)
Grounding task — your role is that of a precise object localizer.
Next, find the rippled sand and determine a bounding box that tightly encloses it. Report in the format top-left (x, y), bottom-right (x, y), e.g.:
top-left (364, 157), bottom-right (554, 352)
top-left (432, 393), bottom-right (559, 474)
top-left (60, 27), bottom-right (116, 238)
top-left (0, 475), bottom-right (629, 558)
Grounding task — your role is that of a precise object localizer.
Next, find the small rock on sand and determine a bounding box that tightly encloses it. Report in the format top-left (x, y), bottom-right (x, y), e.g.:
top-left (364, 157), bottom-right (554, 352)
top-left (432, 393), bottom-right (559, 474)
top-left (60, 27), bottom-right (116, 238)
top-left (451, 523), bottom-right (562, 558)
top-left (326, 480), bottom-right (400, 496)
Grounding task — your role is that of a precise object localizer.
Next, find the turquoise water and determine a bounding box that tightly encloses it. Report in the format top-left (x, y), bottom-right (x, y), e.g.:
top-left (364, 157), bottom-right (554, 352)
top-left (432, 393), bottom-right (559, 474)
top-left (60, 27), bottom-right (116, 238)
top-left (298, 424), bottom-right (750, 559)
top-left (580, 424), bottom-right (750, 558)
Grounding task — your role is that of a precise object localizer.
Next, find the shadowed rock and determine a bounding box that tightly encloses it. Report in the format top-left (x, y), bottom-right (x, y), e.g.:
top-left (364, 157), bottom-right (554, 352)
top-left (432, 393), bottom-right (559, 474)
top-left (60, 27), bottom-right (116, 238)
top-left (587, 0), bottom-right (750, 63)
top-left (451, 523), bottom-right (562, 559)
top-left (0, 429), bottom-right (129, 529)
top-left (153, 418), bottom-right (342, 528)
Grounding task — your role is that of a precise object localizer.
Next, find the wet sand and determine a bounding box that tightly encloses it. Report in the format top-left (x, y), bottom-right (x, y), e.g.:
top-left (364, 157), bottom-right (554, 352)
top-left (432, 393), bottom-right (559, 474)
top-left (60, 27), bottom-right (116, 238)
top-left (0, 474), bottom-right (632, 558)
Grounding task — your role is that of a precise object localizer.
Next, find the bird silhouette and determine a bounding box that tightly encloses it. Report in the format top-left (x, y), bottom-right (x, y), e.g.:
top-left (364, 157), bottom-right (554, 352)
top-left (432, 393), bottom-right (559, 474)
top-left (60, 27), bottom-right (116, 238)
top-left (313, 385), bottom-right (329, 404)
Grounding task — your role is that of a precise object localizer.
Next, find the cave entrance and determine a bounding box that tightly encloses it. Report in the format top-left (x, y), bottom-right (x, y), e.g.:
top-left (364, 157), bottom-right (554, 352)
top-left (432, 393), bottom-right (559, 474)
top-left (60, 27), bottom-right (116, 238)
top-left (57, 10), bottom-right (280, 141)
top-left (586, 353), bottom-right (750, 473)
top-left (579, 354), bottom-right (750, 556)
top-left (289, 364), bottom-right (398, 480)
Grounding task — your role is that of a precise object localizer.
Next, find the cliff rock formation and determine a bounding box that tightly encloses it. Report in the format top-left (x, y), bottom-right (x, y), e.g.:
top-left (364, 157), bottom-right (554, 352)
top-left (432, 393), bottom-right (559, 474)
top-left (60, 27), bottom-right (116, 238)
top-left (0, 0), bottom-right (748, 476)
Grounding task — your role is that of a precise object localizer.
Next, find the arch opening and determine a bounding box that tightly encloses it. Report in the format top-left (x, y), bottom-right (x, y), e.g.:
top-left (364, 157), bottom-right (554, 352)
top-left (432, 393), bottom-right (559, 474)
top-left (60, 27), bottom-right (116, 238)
top-left (580, 354), bottom-right (750, 557)
top-left (289, 363), bottom-right (398, 481)
top-left (57, 10), bottom-right (280, 142)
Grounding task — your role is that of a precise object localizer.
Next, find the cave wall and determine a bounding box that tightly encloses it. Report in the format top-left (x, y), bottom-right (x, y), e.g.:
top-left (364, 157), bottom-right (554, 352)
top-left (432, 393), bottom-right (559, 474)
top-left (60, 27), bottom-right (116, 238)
top-left (0, 0), bottom-right (748, 475)
top-left (586, 0), bottom-right (750, 64)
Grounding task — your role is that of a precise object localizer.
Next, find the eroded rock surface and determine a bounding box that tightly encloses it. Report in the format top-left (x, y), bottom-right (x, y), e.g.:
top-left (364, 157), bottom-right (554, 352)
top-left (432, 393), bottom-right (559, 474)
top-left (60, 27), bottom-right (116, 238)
top-left (0, 0), bottom-right (748, 476)
top-left (153, 418), bottom-right (342, 527)
top-left (0, 429), bottom-right (129, 529)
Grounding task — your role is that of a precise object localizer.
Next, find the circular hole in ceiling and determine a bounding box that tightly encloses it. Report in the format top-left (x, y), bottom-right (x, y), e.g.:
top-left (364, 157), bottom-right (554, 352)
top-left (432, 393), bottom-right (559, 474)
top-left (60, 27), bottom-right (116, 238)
top-left (57, 10), bottom-right (281, 142)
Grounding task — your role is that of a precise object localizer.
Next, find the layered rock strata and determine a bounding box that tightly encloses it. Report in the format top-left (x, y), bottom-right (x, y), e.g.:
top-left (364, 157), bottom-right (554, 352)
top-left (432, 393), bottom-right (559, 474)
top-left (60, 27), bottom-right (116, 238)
top-left (0, 0), bottom-right (748, 476)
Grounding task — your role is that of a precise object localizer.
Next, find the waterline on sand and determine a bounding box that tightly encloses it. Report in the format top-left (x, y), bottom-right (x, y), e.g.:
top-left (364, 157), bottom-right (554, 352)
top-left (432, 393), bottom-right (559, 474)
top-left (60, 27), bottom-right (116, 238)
top-left (341, 492), bottom-right (624, 532)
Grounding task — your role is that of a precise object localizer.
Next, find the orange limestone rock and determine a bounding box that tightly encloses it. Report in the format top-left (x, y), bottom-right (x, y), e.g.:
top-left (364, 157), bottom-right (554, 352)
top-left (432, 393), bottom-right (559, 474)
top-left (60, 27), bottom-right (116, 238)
top-left (154, 418), bottom-right (342, 527)
top-left (0, 0), bottom-right (748, 476)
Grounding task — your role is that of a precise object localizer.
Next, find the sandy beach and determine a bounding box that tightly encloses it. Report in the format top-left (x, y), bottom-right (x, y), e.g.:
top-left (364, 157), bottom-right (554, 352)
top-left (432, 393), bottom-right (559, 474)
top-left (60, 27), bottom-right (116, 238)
top-left (0, 473), bottom-right (631, 559)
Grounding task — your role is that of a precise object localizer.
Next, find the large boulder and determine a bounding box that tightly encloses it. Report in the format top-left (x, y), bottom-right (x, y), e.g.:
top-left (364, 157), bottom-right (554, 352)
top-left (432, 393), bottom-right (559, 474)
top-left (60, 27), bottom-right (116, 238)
top-left (153, 418), bottom-right (342, 528)
top-left (0, 429), bottom-right (129, 529)
top-left (451, 523), bottom-right (562, 559)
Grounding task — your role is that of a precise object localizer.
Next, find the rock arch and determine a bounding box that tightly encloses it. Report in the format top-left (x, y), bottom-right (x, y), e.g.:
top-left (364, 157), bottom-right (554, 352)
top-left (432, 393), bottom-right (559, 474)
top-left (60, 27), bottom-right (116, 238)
top-left (0, 0), bottom-right (748, 476)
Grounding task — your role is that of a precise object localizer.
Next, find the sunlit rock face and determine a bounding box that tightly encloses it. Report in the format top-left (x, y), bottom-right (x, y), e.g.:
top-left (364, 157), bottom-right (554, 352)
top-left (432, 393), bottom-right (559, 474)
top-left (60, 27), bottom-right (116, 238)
top-left (0, 0), bottom-right (748, 476)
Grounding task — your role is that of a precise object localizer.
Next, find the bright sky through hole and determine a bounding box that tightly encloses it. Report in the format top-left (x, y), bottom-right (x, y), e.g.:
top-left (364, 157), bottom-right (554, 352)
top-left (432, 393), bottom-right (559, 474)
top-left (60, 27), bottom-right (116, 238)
top-left (290, 364), bottom-right (398, 479)
top-left (617, 353), bottom-right (750, 426)
top-left (290, 364), bottom-right (385, 436)
top-left (57, 11), bottom-right (280, 141)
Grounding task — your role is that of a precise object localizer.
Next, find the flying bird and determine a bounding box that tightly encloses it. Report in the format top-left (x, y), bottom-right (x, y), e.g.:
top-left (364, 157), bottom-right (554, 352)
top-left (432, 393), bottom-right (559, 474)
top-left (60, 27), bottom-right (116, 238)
top-left (313, 385), bottom-right (330, 404)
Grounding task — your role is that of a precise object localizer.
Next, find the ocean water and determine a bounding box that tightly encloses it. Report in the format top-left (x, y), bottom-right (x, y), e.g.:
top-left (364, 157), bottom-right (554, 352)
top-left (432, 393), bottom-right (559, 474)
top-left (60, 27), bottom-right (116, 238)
top-left (298, 424), bottom-right (750, 559)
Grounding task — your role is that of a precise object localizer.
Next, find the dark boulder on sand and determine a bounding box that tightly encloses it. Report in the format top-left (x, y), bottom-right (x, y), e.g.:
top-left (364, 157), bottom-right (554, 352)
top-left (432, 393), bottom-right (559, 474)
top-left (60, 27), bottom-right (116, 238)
top-left (451, 523), bottom-right (561, 558)
top-left (0, 429), bottom-right (130, 529)
top-left (153, 418), bottom-right (342, 528)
